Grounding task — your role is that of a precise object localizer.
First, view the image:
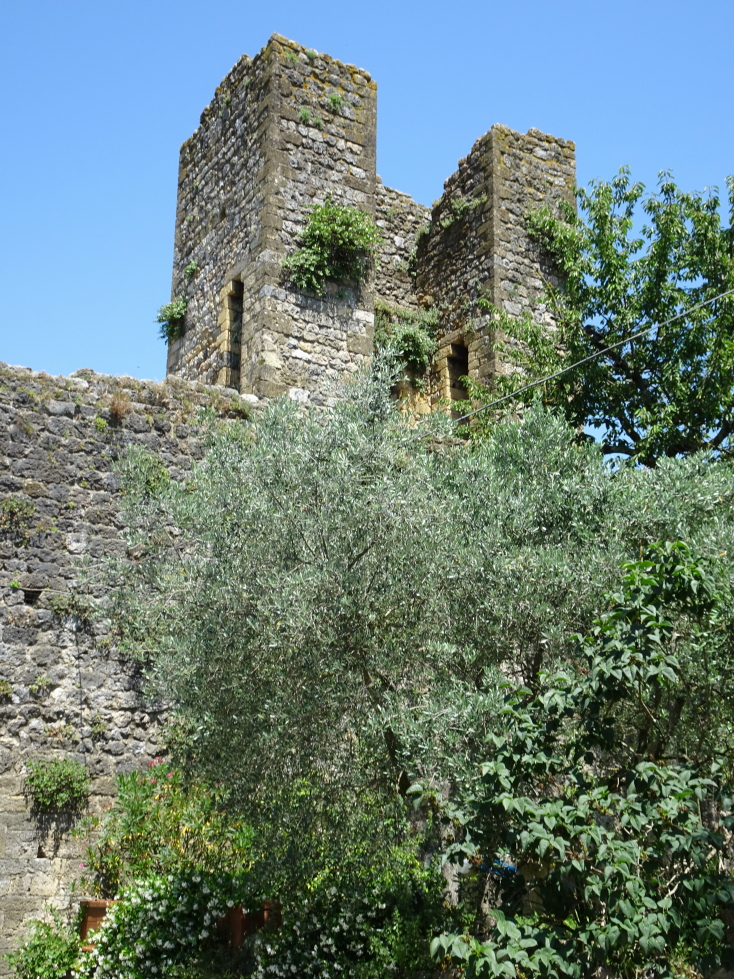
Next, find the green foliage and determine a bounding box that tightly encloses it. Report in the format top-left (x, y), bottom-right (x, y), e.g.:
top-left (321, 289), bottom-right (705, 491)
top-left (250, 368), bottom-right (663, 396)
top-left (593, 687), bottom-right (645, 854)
top-left (282, 196), bottom-right (379, 295)
top-left (0, 494), bottom-right (34, 531)
top-left (119, 447), bottom-right (170, 502)
top-left (298, 107), bottom-right (312, 124)
top-left (285, 50), bottom-right (298, 64)
top-left (374, 300), bottom-right (438, 376)
top-left (252, 844), bottom-right (445, 978)
top-left (429, 543), bottom-right (734, 978)
top-left (29, 674), bottom-right (51, 696)
top-left (328, 92), bottom-right (343, 112)
top-left (48, 589), bottom-right (96, 626)
top-left (108, 370), bottom-right (734, 906)
top-left (305, 48), bottom-right (317, 60)
top-left (183, 260), bottom-right (199, 280)
top-left (6, 912), bottom-right (81, 979)
top-left (76, 871), bottom-right (249, 979)
top-left (25, 757), bottom-right (90, 814)
top-left (79, 760), bottom-right (254, 897)
top-left (93, 416), bottom-right (108, 433)
top-left (156, 296), bottom-right (189, 342)
top-left (0, 678), bottom-right (12, 697)
top-left (511, 169), bottom-right (734, 463)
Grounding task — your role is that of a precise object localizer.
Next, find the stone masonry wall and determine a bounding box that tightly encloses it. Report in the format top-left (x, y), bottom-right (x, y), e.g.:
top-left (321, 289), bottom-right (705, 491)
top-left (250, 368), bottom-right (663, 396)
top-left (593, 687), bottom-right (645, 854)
top-left (0, 361), bottom-right (257, 970)
top-left (374, 180), bottom-right (430, 313)
top-left (415, 124), bottom-right (575, 409)
top-left (168, 34), bottom-right (378, 407)
top-left (167, 49), bottom-right (268, 389)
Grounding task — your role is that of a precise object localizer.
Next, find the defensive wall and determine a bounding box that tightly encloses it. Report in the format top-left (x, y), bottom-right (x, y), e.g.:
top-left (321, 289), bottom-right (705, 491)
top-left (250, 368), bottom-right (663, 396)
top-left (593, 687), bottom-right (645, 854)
top-left (0, 363), bottom-right (257, 968)
top-left (0, 32), bottom-right (575, 961)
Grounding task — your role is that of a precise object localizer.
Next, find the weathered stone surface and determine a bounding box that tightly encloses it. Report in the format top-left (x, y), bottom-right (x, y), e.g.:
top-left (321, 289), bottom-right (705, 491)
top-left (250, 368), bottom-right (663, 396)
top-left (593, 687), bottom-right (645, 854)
top-left (0, 363), bottom-right (255, 969)
top-left (415, 125), bottom-right (576, 410)
top-left (165, 38), bottom-right (575, 420)
top-left (167, 34), bottom-right (377, 407)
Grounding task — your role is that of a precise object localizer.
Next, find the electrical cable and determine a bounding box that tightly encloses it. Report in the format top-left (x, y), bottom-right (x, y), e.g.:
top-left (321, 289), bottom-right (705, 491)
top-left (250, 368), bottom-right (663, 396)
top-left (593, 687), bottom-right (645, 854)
top-left (453, 286), bottom-right (734, 426)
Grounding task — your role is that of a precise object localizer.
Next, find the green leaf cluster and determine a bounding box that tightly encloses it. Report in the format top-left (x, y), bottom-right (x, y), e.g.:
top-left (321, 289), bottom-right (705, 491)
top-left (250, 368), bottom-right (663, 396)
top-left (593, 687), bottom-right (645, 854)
top-left (76, 871), bottom-right (250, 979)
top-left (156, 296), bottom-right (189, 342)
top-left (6, 912), bottom-right (81, 979)
top-left (498, 169), bottom-right (734, 464)
top-left (281, 196), bottom-right (378, 295)
top-left (78, 761), bottom-right (254, 897)
top-left (374, 300), bottom-right (438, 376)
top-left (252, 843), bottom-right (445, 979)
top-left (25, 757), bottom-right (90, 814)
top-left (429, 543), bottom-right (734, 978)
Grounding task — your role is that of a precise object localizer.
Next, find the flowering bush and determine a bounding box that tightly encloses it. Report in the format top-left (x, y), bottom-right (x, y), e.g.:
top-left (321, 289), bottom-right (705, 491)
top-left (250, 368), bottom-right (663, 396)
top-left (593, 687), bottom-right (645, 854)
top-left (75, 870), bottom-right (249, 979)
top-left (6, 911), bottom-right (81, 979)
top-left (252, 847), bottom-right (444, 979)
top-left (79, 760), bottom-right (254, 896)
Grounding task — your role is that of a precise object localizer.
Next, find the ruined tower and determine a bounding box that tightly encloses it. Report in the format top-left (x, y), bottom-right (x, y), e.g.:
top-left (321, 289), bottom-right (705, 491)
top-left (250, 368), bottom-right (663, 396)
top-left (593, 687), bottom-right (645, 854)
top-left (166, 34), bottom-right (576, 409)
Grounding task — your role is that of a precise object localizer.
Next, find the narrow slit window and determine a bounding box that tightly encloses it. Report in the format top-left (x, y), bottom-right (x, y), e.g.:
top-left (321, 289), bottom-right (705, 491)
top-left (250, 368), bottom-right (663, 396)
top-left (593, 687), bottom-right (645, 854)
top-left (447, 343), bottom-right (469, 403)
top-left (220, 280), bottom-right (243, 390)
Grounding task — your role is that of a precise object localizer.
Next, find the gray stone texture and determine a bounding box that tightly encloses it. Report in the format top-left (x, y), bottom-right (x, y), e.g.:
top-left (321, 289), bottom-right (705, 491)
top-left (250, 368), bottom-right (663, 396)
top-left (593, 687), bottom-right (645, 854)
top-left (415, 125), bottom-right (576, 408)
top-left (167, 34), bottom-right (378, 406)
top-left (0, 362), bottom-right (255, 969)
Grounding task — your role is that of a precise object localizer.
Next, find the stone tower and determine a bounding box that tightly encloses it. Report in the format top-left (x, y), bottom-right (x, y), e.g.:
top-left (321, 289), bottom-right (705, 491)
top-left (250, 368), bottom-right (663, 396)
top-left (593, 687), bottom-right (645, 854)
top-left (166, 34), bottom-right (576, 410)
top-left (167, 34), bottom-right (378, 406)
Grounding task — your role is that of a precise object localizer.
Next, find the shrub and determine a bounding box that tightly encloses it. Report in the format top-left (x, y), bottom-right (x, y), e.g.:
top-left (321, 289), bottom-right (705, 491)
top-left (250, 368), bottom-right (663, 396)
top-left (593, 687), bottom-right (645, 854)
top-left (76, 871), bottom-right (249, 979)
top-left (6, 912), bottom-right (81, 979)
top-left (282, 196), bottom-right (379, 295)
top-left (184, 260), bottom-right (199, 280)
top-left (109, 389), bottom-right (131, 422)
top-left (374, 301), bottom-right (438, 376)
top-left (252, 846), bottom-right (445, 979)
top-left (80, 760), bottom-right (254, 896)
top-left (0, 495), bottom-right (34, 532)
top-left (328, 92), bottom-right (343, 112)
top-left (429, 543), bottom-right (734, 978)
top-left (156, 297), bottom-right (189, 342)
top-left (25, 757), bottom-right (90, 814)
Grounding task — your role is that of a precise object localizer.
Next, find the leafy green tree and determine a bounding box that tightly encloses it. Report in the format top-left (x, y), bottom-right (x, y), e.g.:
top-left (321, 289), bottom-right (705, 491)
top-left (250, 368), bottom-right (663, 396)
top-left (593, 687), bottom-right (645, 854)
top-left (476, 171), bottom-right (734, 464)
top-left (429, 543), bottom-right (734, 978)
top-left (108, 372), bottom-right (734, 892)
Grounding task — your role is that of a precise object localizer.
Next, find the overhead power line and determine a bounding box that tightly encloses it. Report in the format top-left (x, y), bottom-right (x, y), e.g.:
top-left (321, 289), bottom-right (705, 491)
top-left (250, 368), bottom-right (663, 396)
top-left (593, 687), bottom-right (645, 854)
top-left (453, 287), bottom-right (734, 426)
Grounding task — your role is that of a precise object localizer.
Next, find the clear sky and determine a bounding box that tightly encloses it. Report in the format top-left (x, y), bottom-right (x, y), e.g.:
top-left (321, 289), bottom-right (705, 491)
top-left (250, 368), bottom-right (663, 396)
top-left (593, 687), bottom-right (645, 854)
top-left (1, 0), bottom-right (732, 381)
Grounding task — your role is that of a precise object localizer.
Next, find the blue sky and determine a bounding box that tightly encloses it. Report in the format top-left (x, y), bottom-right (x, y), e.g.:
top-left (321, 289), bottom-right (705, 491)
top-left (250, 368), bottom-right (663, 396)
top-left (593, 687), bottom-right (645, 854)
top-left (1, 0), bottom-right (732, 381)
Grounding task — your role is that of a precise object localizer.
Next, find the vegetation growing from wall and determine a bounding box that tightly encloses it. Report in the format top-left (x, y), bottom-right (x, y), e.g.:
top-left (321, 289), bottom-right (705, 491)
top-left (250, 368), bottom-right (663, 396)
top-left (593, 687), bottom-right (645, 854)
top-left (374, 299), bottom-right (438, 376)
top-left (282, 197), bottom-right (378, 295)
top-left (25, 757), bottom-right (90, 814)
top-left (156, 296), bottom-right (189, 342)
